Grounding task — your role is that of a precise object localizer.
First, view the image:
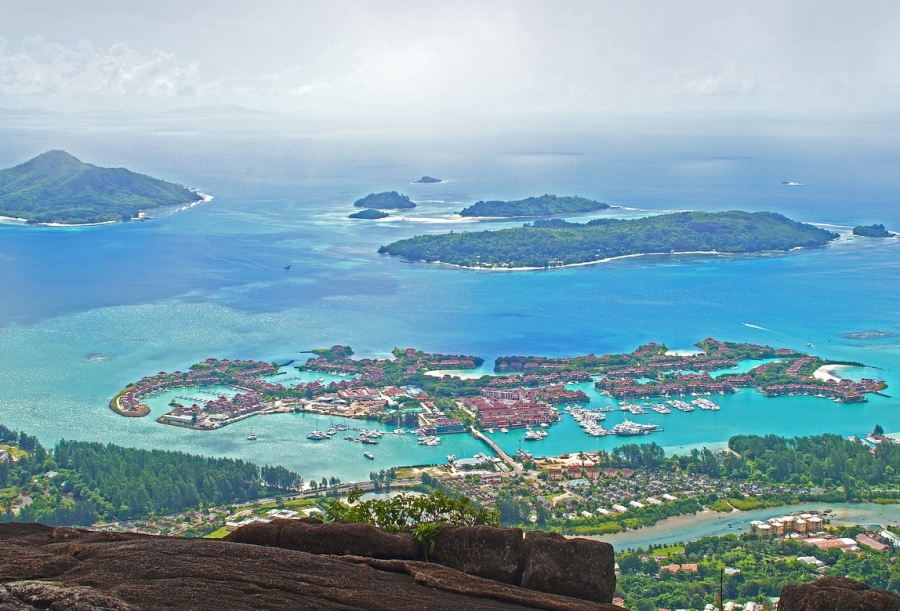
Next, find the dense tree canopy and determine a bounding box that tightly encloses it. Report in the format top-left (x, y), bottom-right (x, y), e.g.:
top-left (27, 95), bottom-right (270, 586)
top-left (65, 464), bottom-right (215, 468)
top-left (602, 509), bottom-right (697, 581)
top-left (380, 211), bottom-right (839, 268)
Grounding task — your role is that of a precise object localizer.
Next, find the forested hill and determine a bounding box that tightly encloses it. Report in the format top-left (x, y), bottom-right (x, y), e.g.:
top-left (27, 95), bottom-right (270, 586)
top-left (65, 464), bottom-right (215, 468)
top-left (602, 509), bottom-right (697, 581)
top-left (0, 423), bottom-right (300, 527)
top-left (459, 194), bottom-right (609, 217)
top-left (379, 211), bottom-right (839, 268)
top-left (0, 150), bottom-right (202, 225)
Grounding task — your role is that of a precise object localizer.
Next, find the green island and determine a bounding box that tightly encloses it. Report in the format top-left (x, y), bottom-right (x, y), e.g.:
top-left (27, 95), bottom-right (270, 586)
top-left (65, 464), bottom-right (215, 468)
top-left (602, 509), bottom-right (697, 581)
top-left (413, 176), bottom-right (442, 183)
top-left (853, 223), bottom-right (894, 238)
top-left (459, 194), bottom-right (609, 217)
top-left (353, 191), bottom-right (415, 209)
top-left (349, 208), bottom-right (390, 220)
top-left (111, 339), bottom-right (884, 431)
top-left (0, 150), bottom-right (203, 225)
top-left (379, 210), bottom-right (839, 269)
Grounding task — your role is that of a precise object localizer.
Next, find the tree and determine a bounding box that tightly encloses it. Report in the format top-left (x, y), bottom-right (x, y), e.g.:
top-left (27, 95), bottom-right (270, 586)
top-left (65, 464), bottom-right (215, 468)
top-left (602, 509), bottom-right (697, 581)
top-left (874, 424), bottom-right (885, 436)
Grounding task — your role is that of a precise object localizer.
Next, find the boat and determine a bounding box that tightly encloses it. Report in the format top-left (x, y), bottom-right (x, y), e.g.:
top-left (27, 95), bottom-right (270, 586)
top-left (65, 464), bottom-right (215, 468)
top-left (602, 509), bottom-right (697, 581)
top-left (500, 428), bottom-right (509, 433)
top-left (360, 437), bottom-right (378, 445)
top-left (307, 430), bottom-right (329, 440)
top-left (447, 454), bottom-right (456, 462)
top-left (364, 452), bottom-right (375, 460)
top-left (246, 429), bottom-right (257, 441)
top-left (524, 429), bottom-right (542, 441)
top-left (284, 264), bottom-right (292, 269)
top-left (539, 422), bottom-right (550, 428)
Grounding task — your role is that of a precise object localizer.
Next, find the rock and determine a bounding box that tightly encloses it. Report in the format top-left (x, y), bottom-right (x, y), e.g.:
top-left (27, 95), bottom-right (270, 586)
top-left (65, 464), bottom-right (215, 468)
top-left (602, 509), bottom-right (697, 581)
top-left (225, 519), bottom-right (419, 559)
top-left (429, 525), bottom-right (524, 584)
top-left (520, 531), bottom-right (616, 604)
top-left (0, 523), bottom-right (623, 611)
top-left (779, 576), bottom-right (900, 611)
top-left (1, 581), bottom-right (134, 610)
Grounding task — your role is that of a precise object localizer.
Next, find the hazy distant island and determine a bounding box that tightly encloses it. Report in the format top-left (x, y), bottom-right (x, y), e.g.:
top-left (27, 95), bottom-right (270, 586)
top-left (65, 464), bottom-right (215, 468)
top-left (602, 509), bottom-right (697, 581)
top-left (0, 150), bottom-right (204, 225)
top-left (413, 176), bottom-right (442, 183)
top-left (459, 194), bottom-right (610, 217)
top-left (353, 191), bottom-right (416, 210)
top-left (852, 223), bottom-right (893, 238)
top-left (379, 211), bottom-right (840, 269)
top-left (349, 209), bottom-right (390, 220)
top-left (840, 330), bottom-right (900, 340)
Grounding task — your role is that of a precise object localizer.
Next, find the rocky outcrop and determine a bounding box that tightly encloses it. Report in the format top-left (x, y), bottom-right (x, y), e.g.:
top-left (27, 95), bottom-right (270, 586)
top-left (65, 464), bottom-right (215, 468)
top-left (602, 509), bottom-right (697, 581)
top-left (429, 525), bottom-right (525, 584)
top-left (0, 523), bottom-right (624, 611)
top-left (225, 518), bottom-right (419, 559)
top-left (778, 576), bottom-right (900, 611)
top-left (521, 532), bottom-right (616, 604)
top-left (227, 520), bottom-right (617, 604)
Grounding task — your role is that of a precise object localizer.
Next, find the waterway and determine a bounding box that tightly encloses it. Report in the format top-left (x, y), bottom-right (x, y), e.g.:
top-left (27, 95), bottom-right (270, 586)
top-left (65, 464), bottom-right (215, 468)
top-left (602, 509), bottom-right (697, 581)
top-left (598, 503), bottom-right (900, 551)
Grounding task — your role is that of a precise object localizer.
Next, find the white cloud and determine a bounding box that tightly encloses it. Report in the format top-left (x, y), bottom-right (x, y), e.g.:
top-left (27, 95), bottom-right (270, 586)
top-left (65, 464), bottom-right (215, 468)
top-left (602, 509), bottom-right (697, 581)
top-left (0, 36), bottom-right (199, 98)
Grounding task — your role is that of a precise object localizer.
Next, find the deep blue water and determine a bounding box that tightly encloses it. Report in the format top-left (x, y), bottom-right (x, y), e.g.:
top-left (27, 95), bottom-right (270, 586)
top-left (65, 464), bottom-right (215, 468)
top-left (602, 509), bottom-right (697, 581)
top-left (0, 112), bottom-right (899, 482)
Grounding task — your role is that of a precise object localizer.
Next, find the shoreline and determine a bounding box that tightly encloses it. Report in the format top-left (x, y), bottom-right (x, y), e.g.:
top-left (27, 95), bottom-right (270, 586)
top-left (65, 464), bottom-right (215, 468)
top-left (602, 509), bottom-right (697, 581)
top-left (813, 364), bottom-right (848, 383)
top-left (404, 249), bottom-right (792, 272)
top-left (0, 190), bottom-right (212, 228)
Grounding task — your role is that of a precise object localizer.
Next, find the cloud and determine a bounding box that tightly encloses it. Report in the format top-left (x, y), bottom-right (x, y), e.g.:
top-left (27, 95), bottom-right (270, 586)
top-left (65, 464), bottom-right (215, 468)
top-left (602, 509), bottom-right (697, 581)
top-left (0, 36), bottom-right (199, 97)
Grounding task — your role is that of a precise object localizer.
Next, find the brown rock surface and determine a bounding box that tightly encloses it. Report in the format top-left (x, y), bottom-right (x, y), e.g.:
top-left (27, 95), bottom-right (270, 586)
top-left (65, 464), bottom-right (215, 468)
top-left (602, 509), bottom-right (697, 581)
top-left (520, 531), bottom-right (616, 604)
top-left (429, 525), bottom-right (525, 584)
top-left (0, 523), bottom-right (624, 611)
top-left (225, 518), bottom-right (419, 559)
top-left (778, 576), bottom-right (900, 611)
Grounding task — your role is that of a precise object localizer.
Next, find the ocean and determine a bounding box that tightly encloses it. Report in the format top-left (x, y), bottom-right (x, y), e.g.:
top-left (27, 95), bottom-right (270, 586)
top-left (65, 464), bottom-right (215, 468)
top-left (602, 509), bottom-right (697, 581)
top-left (0, 111), bottom-right (899, 483)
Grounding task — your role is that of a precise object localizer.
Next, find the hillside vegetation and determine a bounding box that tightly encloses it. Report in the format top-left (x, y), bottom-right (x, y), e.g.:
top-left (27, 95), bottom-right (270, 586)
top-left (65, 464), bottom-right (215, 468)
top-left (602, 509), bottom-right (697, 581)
top-left (0, 150), bottom-right (202, 224)
top-left (379, 211), bottom-right (839, 268)
top-left (459, 194), bottom-right (609, 217)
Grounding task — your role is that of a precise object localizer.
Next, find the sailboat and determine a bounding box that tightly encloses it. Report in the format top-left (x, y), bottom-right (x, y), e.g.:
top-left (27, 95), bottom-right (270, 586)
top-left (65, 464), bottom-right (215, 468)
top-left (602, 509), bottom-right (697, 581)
top-left (246, 426), bottom-right (257, 441)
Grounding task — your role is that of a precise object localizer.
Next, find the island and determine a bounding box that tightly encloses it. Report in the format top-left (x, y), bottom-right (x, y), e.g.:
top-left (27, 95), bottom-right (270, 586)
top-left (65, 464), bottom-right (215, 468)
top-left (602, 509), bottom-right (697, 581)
top-left (353, 191), bottom-right (416, 210)
top-left (349, 209), bottom-right (390, 220)
top-left (378, 210), bottom-right (840, 269)
top-left (110, 339), bottom-right (885, 434)
top-left (459, 194), bottom-right (609, 217)
top-left (0, 150), bottom-right (204, 225)
top-left (853, 224), bottom-right (893, 238)
top-left (413, 176), bottom-right (442, 183)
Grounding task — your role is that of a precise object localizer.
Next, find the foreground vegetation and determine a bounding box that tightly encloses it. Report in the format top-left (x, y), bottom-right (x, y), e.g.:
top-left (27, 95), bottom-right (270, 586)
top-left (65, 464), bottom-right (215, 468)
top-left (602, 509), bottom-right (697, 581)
top-left (379, 210), bottom-right (839, 268)
top-left (0, 150), bottom-right (201, 224)
top-left (615, 531), bottom-right (900, 610)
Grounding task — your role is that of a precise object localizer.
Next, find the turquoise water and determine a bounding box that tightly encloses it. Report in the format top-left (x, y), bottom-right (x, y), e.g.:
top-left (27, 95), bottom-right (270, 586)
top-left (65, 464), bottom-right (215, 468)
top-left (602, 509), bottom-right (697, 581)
top-left (1, 115), bottom-right (899, 483)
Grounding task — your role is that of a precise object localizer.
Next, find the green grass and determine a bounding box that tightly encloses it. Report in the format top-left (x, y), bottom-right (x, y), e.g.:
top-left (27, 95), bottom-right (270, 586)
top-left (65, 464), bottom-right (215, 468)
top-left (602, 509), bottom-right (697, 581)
top-left (652, 545), bottom-right (685, 558)
top-left (709, 499), bottom-right (734, 512)
top-left (727, 496), bottom-right (764, 511)
top-left (204, 527), bottom-right (231, 539)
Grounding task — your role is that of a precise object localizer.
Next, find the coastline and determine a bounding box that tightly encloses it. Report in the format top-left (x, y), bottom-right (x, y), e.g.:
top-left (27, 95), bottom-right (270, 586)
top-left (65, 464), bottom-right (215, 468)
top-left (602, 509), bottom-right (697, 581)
top-left (814, 364), bottom-right (848, 383)
top-left (0, 190), bottom-right (212, 228)
top-left (415, 250), bottom-right (750, 272)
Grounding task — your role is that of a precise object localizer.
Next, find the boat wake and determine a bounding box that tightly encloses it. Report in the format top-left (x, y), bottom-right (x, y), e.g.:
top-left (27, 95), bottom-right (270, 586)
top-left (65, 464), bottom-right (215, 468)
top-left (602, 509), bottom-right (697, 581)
top-left (743, 323), bottom-right (774, 333)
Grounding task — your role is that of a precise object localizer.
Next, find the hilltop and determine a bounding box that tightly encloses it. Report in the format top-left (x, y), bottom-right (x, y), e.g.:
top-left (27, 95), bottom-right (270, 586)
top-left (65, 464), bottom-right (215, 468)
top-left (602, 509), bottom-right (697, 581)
top-left (379, 211), bottom-right (839, 269)
top-left (0, 150), bottom-right (203, 225)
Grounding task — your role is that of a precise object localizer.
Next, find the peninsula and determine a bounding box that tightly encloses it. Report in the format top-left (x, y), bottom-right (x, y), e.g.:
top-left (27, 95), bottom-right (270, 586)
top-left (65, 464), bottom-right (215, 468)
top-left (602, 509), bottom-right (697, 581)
top-left (111, 339), bottom-right (884, 432)
top-left (379, 210), bottom-right (840, 269)
top-left (353, 191), bottom-right (415, 210)
top-left (459, 194), bottom-right (609, 217)
top-left (0, 150), bottom-right (203, 225)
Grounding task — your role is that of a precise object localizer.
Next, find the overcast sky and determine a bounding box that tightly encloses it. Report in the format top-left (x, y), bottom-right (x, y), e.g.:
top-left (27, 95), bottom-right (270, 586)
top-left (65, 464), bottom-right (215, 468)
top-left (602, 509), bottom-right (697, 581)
top-left (1, 1), bottom-right (899, 122)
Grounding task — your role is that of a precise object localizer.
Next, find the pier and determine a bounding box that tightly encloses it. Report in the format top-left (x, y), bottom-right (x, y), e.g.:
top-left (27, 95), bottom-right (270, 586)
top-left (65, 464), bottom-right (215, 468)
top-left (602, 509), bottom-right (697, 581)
top-left (470, 426), bottom-right (521, 473)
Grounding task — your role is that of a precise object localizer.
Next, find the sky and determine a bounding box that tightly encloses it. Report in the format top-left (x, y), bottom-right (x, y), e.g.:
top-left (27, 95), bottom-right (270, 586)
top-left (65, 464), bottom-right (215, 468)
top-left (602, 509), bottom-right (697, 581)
top-left (1, 1), bottom-right (899, 123)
